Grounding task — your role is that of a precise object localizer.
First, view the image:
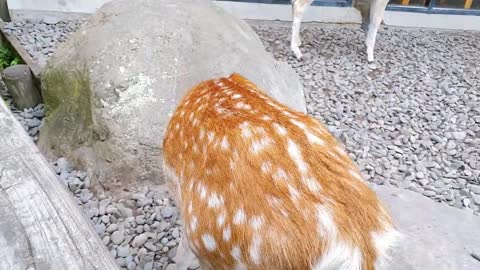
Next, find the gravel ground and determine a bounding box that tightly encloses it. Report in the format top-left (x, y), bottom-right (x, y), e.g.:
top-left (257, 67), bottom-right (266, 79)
top-left (2, 17), bottom-right (480, 270)
top-left (3, 18), bottom-right (87, 68)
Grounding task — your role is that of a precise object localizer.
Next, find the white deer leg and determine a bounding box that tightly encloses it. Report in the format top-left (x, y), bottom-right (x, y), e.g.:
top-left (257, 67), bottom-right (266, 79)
top-left (365, 0), bottom-right (389, 64)
top-left (291, 0), bottom-right (314, 59)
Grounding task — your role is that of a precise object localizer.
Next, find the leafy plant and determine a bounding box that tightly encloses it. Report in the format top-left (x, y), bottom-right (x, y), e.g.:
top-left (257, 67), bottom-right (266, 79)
top-left (0, 45), bottom-right (22, 70)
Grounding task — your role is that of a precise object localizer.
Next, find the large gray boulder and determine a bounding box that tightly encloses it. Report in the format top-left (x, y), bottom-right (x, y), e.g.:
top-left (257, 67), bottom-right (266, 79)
top-left (38, 0), bottom-right (306, 193)
top-left (373, 185), bottom-right (480, 270)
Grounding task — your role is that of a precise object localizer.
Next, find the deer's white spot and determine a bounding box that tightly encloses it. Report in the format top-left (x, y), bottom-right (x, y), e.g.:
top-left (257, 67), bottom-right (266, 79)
top-left (267, 101), bottom-right (282, 110)
top-left (240, 122), bottom-right (252, 138)
top-left (188, 180), bottom-right (194, 192)
top-left (303, 177), bottom-right (321, 192)
top-left (283, 111), bottom-right (294, 118)
top-left (261, 115), bottom-right (272, 121)
top-left (231, 245), bottom-right (242, 261)
top-left (217, 212), bottom-right (226, 227)
top-left (287, 184), bottom-right (300, 201)
top-left (221, 136), bottom-right (229, 151)
top-left (260, 162), bottom-right (272, 174)
top-left (199, 128), bottom-right (205, 140)
top-left (236, 102), bottom-right (252, 110)
top-left (233, 209), bottom-right (246, 225)
top-left (287, 139), bottom-right (308, 174)
top-left (251, 138), bottom-right (273, 154)
top-left (291, 119), bottom-right (326, 146)
top-left (201, 234), bottom-right (217, 251)
top-left (306, 131), bottom-right (326, 145)
top-left (311, 242), bottom-right (362, 270)
top-left (190, 216), bottom-right (198, 232)
top-left (273, 168), bottom-right (288, 181)
top-left (250, 216), bottom-right (264, 230)
top-left (198, 184), bottom-right (207, 200)
top-left (192, 118), bottom-right (199, 126)
top-left (290, 119), bottom-right (306, 129)
top-left (316, 204), bottom-right (337, 238)
top-left (208, 193), bottom-right (224, 209)
top-left (273, 123), bottom-right (287, 136)
top-left (249, 236), bottom-right (262, 265)
top-left (232, 94), bottom-right (242, 99)
top-left (336, 146), bottom-right (348, 156)
top-left (208, 131), bottom-right (215, 143)
top-left (349, 169), bottom-right (364, 181)
top-left (188, 202), bottom-right (193, 214)
top-left (223, 226), bottom-right (232, 242)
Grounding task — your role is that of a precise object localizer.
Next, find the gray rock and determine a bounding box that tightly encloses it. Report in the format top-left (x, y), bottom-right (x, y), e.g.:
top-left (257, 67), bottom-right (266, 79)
top-left (144, 242), bottom-right (157, 252)
top-left (38, 0), bottom-right (306, 193)
top-left (94, 223), bottom-right (106, 235)
top-left (111, 231), bottom-right (125, 245)
top-left (101, 215), bottom-right (110, 224)
top-left (25, 117), bottom-right (42, 128)
top-left (33, 108), bottom-right (45, 118)
top-left (171, 228), bottom-right (180, 239)
top-left (135, 215), bottom-right (145, 225)
top-left (132, 233), bottom-right (148, 248)
top-left (470, 185), bottom-right (480, 194)
top-left (161, 207), bottom-right (174, 219)
top-left (452, 131), bottom-right (467, 141)
top-left (106, 223), bottom-right (118, 233)
top-left (115, 257), bottom-right (126, 267)
top-left (68, 178), bottom-right (84, 192)
top-left (143, 262), bottom-right (153, 270)
top-left (127, 262), bottom-right (136, 270)
top-left (117, 245), bottom-right (130, 258)
top-left (373, 185), bottom-right (480, 270)
top-left (79, 190), bottom-right (94, 203)
top-left (56, 157), bottom-right (73, 173)
top-left (472, 194), bottom-right (480, 205)
top-left (102, 235), bottom-right (110, 245)
top-left (43, 16), bottom-right (60, 25)
top-left (99, 198), bottom-right (111, 215)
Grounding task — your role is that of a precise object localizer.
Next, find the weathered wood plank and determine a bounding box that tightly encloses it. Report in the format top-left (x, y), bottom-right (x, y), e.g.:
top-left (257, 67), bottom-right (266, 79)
top-left (0, 98), bottom-right (119, 270)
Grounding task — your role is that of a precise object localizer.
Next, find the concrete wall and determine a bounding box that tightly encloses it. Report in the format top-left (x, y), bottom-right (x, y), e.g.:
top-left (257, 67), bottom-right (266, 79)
top-left (7, 0), bottom-right (480, 31)
top-left (7, 0), bottom-right (111, 13)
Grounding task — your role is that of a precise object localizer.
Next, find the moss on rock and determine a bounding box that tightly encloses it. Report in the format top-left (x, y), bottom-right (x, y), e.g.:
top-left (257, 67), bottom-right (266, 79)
top-left (39, 65), bottom-right (93, 154)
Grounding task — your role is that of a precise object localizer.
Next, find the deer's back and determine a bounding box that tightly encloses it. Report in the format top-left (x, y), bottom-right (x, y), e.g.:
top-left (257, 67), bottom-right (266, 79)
top-left (163, 73), bottom-right (399, 270)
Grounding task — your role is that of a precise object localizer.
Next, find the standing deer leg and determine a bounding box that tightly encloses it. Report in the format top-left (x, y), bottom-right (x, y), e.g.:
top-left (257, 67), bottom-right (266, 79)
top-left (291, 0), bottom-right (314, 59)
top-left (365, 0), bottom-right (389, 64)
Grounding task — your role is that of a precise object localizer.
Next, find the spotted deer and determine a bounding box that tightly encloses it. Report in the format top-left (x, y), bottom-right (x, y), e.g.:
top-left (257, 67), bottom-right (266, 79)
top-left (291, 0), bottom-right (390, 64)
top-left (162, 73), bottom-right (400, 270)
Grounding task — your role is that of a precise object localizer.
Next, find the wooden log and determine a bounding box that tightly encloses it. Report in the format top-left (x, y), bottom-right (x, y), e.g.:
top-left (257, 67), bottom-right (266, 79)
top-left (0, 98), bottom-right (119, 270)
top-left (2, 64), bottom-right (42, 110)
